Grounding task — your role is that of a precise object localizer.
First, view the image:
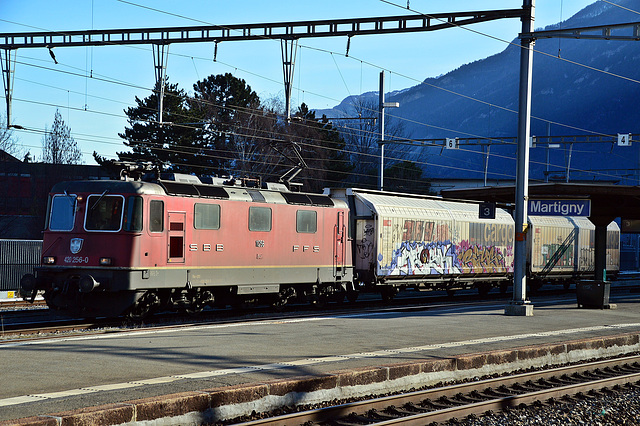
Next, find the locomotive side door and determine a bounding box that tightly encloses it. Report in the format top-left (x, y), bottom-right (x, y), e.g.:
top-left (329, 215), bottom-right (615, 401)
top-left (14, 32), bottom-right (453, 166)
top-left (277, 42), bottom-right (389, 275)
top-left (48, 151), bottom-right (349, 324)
top-left (167, 211), bottom-right (186, 263)
top-left (334, 210), bottom-right (346, 277)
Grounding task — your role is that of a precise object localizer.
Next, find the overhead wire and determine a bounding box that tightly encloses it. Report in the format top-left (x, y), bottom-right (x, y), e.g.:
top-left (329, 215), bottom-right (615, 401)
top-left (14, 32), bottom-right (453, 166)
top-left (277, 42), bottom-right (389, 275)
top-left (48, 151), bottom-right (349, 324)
top-left (599, 0), bottom-right (640, 16)
top-left (9, 94), bottom-right (628, 185)
top-left (8, 52), bottom-right (631, 185)
top-left (107, 0), bottom-right (640, 137)
top-left (4, 1), bottom-right (639, 184)
top-left (381, 0), bottom-right (640, 85)
top-left (2, 3), bottom-right (611, 153)
top-left (12, 87), bottom-right (628, 185)
top-left (8, 38), bottom-right (632, 185)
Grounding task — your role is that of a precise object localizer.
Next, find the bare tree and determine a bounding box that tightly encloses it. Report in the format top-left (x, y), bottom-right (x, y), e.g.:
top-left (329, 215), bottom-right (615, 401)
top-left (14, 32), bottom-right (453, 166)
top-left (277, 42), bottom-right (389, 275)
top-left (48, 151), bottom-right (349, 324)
top-left (336, 96), bottom-right (425, 188)
top-left (42, 110), bottom-right (82, 164)
top-left (230, 97), bottom-right (287, 181)
top-left (0, 112), bottom-right (21, 159)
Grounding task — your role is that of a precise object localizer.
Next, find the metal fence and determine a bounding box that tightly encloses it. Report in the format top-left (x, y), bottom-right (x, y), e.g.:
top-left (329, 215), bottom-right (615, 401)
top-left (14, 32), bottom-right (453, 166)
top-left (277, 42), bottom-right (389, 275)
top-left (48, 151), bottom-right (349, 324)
top-left (0, 240), bottom-right (42, 292)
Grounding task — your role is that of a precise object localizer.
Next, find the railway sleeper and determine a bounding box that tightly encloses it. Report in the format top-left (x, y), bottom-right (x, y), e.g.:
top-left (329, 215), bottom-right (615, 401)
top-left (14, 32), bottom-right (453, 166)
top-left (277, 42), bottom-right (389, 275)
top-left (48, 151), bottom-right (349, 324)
top-left (421, 398), bottom-right (453, 410)
top-left (366, 408), bottom-right (399, 421)
top-left (341, 412), bottom-right (375, 425)
top-left (386, 404), bottom-right (427, 416)
top-left (511, 383), bottom-right (543, 393)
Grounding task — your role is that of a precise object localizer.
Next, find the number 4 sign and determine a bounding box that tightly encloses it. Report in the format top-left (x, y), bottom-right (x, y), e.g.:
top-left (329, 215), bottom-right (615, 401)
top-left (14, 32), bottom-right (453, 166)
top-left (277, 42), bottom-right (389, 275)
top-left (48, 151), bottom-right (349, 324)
top-left (618, 133), bottom-right (631, 146)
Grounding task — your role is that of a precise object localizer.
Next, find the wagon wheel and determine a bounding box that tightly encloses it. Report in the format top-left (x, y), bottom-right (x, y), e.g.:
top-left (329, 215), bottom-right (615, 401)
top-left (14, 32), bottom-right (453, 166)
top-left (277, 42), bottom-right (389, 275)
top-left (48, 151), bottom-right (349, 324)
top-left (528, 280), bottom-right (543, 295)
top-left (477, 283), bottom-right (491, 298)
top-left (381, 286), bottom-right (396, 303)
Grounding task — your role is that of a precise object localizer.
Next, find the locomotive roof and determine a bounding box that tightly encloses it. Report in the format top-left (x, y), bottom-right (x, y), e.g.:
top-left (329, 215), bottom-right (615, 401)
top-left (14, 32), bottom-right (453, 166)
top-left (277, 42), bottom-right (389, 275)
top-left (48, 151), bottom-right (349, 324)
top-left (50, 178), bottom-right (341, 208)
top-left (50, 179), bottom-right (166, 195)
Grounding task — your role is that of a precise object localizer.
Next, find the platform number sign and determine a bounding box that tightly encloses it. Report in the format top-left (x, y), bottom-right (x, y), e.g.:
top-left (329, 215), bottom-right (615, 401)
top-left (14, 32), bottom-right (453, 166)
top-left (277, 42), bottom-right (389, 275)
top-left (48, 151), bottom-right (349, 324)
top-left (479, 202), bottom-right (496, 219)
top-left (618, 133), bottom-right (631, 146)
top-left (445, 138), bottom-right (457, 149)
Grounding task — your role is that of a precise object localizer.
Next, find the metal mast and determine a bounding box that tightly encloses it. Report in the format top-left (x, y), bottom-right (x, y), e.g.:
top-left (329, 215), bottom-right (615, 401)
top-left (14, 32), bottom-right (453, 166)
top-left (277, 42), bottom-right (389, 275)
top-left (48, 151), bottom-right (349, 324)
top-left (507, 0), bottom-right (535, 316)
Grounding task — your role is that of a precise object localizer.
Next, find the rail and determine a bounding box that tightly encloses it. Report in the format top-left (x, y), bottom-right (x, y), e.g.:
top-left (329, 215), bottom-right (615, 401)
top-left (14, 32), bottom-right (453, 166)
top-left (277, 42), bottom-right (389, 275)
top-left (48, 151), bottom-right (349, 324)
top-left (234, 355), bottom-right (640, 425)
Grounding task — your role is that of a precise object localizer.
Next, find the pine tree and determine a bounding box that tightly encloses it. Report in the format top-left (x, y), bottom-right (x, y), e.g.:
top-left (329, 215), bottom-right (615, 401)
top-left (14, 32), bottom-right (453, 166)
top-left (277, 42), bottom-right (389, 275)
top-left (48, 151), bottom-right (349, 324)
top-left (117, 80), bottom-right (200, 173)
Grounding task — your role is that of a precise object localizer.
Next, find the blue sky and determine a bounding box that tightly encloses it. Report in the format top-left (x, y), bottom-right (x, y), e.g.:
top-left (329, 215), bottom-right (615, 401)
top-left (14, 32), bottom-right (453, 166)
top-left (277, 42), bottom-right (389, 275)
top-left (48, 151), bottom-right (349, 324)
top-left (1, 1), bottom-right (595, 163)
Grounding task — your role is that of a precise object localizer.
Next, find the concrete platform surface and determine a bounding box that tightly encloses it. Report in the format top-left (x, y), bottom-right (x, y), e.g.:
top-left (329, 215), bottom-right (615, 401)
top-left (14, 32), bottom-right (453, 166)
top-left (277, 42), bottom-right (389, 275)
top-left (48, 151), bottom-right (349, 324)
top-left (1, 292), bottom-right (640, 425)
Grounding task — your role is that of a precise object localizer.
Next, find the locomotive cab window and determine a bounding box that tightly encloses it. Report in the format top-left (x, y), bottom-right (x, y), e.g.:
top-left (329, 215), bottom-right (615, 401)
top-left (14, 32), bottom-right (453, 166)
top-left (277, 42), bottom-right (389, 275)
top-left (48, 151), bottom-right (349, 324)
top-left (85, 194), bottom-right (124, 231)
top-left (124, 196), bottom-right (143, 232)
top-left (296, 210), bottom-right (317, 233)
top-left (149, 200), bottom-right (164, 232)
top-left (49, 194), bottom-right (77, 231)
top-left (249, 206), bottom-right (271, 232)
top-left (194, 203), bottom-right (220, 230)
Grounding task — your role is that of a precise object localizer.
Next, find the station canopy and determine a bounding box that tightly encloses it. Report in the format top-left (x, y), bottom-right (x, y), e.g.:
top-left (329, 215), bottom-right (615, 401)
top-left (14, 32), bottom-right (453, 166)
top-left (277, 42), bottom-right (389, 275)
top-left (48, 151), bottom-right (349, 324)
top-left (440, 183), bottom-right (640, 230)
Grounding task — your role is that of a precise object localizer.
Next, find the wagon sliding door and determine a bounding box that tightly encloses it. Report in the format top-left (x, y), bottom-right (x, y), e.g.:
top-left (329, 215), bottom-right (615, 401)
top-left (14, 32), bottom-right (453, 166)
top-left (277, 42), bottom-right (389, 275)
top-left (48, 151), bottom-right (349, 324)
top-left (167, 211), bottom-right (186, 263)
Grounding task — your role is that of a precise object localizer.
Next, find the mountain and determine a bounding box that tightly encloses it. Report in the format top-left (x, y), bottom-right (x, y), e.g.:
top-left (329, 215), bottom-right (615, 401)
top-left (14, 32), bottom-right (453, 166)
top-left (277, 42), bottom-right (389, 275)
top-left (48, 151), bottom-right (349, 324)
top-left (321, 0), bottom-right (640, 183)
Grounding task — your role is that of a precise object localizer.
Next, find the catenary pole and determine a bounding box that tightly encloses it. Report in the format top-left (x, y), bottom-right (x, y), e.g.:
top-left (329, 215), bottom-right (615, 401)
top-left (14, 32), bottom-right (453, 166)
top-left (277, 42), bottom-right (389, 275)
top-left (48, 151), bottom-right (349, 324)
top-left (506, 0), bottom-right (535, 316)
top-left (379, 71), bottom-right (385, 191)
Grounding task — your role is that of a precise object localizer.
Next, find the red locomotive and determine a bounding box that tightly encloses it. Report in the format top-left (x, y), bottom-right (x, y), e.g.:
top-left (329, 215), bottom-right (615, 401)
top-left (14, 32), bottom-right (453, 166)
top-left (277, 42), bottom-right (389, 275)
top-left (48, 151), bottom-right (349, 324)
top-left (21, 166), bottom-right (352, 318)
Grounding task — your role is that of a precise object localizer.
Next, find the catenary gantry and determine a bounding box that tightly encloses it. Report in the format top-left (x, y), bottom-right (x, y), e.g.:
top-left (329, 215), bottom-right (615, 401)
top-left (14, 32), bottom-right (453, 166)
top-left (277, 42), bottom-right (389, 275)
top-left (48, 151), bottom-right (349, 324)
top-left (0, 9), bottom-right (526, 124)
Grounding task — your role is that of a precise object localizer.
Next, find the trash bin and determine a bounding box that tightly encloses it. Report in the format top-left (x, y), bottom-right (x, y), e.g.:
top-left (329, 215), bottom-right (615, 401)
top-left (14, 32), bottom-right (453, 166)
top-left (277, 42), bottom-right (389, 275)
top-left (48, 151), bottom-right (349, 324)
top-left (576, 280), bottom-right (611, 309)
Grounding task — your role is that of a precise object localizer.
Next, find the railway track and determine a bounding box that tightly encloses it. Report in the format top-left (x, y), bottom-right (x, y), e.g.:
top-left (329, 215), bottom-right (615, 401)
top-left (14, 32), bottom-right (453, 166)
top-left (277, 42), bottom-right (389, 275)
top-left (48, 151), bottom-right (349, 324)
top-left (232, 355), bottom-right (640, 426)
top-left (0, 298), bottom-right (46, 310)
top-left (0, 295), bottom-right (503, 341)
top-left (2, 281), bottom-right (639, 340)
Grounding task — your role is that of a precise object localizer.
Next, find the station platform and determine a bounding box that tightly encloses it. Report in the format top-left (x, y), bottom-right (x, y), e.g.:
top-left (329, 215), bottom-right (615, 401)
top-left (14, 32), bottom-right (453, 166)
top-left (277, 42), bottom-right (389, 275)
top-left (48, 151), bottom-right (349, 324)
top-left (0, 291), bottom-right (19, 301)
top-left (1, 289), bottom-right (640, 425)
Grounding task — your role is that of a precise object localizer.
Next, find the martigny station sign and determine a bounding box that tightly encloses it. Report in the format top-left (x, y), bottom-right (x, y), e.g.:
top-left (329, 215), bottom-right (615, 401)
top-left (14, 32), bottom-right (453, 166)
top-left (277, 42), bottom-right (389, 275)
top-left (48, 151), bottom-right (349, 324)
top-left (528, 199), bottom-right (591, 217)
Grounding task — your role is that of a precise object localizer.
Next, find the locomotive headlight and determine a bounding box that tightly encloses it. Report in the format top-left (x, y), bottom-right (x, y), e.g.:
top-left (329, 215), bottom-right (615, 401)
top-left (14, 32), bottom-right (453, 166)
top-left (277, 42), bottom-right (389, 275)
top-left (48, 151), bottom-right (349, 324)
top-left (99, 257), bottom-right (113, 266)
top-left (43, 256), bottom-right (56, 264)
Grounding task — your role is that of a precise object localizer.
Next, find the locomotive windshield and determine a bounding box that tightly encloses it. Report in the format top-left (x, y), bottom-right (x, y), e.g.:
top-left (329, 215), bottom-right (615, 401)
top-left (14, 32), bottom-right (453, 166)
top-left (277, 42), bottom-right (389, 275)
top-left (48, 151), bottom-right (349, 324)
top-left (49, 194), bottom-right (77, 231)
top-left (85, 194), bottom-right (124, 231)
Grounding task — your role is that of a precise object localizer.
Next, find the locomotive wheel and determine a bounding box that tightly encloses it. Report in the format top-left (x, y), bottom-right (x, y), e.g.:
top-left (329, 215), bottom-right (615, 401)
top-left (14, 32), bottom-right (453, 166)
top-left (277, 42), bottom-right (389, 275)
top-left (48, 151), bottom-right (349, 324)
top-left (273, 287), bottom-right (297, 311)
top-left (313, 284), bottom-right (342, 307)
top-left (126, 291), bottom-right (160, 320)
top-left (183, 290), bottom-right (215, 314)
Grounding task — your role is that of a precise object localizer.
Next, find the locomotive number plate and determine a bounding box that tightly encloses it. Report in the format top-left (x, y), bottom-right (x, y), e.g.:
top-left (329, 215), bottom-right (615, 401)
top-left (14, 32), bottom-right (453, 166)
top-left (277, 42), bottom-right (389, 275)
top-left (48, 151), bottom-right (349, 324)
top-left (64, 256), bottom-right (90, 264)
